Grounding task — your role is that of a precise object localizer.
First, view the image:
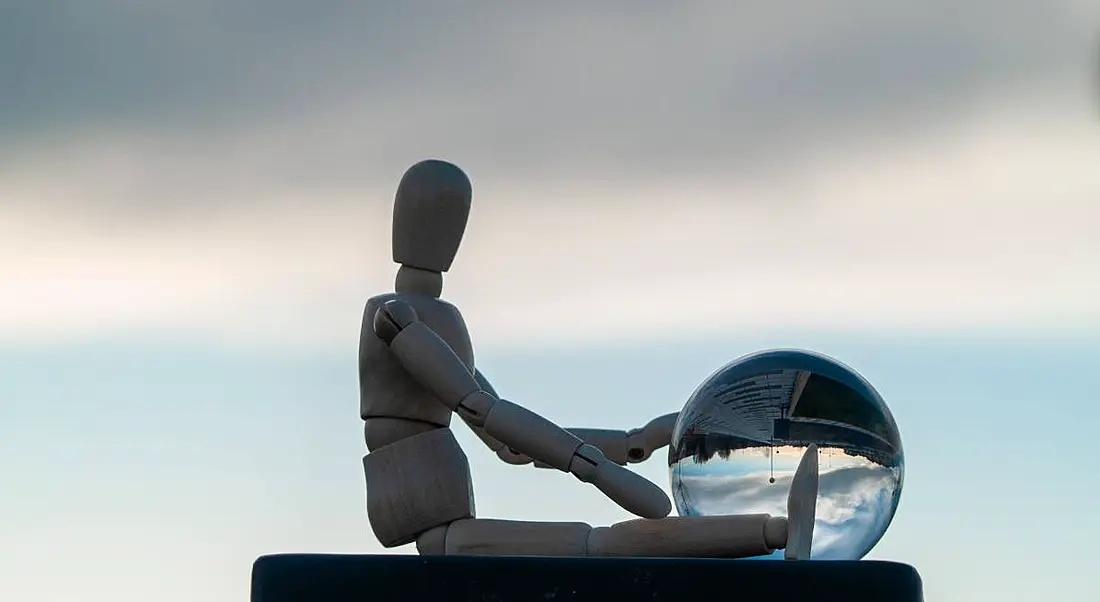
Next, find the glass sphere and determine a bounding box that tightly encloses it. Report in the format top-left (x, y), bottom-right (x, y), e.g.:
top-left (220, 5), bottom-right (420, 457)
top-left (668, 349), bottom-right (904, 560)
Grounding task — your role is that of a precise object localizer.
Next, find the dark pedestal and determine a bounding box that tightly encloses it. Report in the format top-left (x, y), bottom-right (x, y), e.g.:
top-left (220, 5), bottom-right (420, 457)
top-left (251, 554), bottom-right (923, 602)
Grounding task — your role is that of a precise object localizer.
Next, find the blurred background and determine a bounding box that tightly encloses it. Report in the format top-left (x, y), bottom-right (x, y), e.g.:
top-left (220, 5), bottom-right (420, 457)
top-left (2, 2), bottom-right (1098, 601)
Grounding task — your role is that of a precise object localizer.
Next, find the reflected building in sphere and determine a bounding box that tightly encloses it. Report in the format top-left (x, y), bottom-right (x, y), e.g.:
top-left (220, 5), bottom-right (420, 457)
top-left (669, 349), bottom-right (904, 561)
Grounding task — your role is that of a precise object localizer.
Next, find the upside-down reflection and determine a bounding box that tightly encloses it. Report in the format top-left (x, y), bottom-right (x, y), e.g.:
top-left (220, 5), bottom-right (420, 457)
top-left (669, 349), bottom-right (904, 560)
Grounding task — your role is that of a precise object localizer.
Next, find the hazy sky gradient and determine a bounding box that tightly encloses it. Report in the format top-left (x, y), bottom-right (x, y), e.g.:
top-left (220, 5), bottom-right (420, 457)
top-left (2, 2), bottom-right (1098, 601)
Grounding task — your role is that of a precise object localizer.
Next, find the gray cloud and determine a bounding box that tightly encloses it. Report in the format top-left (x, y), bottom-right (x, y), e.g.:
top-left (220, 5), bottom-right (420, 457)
top-left (1, 3), bottom-right (420, 132)
top-left (676, 462), bottom-right (900, 558)
top-left (2, 0), bottom-right (1096, 208)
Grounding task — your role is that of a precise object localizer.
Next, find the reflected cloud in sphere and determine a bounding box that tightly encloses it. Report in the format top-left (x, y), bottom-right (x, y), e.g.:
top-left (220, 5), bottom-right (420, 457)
top-left (669, 349), bottom-right (904, 560)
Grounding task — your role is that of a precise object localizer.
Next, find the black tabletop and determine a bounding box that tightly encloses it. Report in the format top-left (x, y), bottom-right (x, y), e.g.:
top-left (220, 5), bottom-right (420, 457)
top-left (252, 554), bottom-right (923, 602)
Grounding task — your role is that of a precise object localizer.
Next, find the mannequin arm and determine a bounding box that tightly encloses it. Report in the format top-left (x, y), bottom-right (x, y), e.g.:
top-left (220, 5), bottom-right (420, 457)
top-left (374, 299), bottom-right (671, 519)
top-left (492, 413), bottom-right (680, 467)
top-left (465, 372), bottom-right (677, 466)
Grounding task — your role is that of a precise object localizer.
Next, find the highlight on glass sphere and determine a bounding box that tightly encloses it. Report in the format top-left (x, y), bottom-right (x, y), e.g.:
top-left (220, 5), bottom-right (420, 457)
top-left (668, 349), bottom-right (904, 560)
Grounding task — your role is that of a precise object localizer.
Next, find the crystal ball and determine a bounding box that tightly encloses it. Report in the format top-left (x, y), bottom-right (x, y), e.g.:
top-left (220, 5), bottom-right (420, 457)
top-left (668, 349), bottom-right (904, 560)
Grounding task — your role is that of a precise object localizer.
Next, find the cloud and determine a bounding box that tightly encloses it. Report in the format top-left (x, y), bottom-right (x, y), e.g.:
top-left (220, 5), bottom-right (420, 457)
top-left (2, 1), bottom-right (1098, 352)
top-left (4, 1), bottom-right (1097, 179)
top-left (676, 461), bottom-right (900, 558)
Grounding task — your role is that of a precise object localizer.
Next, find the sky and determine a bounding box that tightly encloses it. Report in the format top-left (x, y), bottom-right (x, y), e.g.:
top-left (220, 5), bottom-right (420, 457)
top-left (1, 1), bottom-right (1099, 601)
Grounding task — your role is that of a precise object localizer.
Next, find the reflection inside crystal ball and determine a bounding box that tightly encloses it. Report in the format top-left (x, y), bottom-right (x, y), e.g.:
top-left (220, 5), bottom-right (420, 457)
top-left (668, 349), bottom-right (904, 560)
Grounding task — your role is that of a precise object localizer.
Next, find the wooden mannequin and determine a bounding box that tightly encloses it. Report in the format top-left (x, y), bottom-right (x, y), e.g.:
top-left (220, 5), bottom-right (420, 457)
top-left (360, 159), bottom-right (819, 558)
